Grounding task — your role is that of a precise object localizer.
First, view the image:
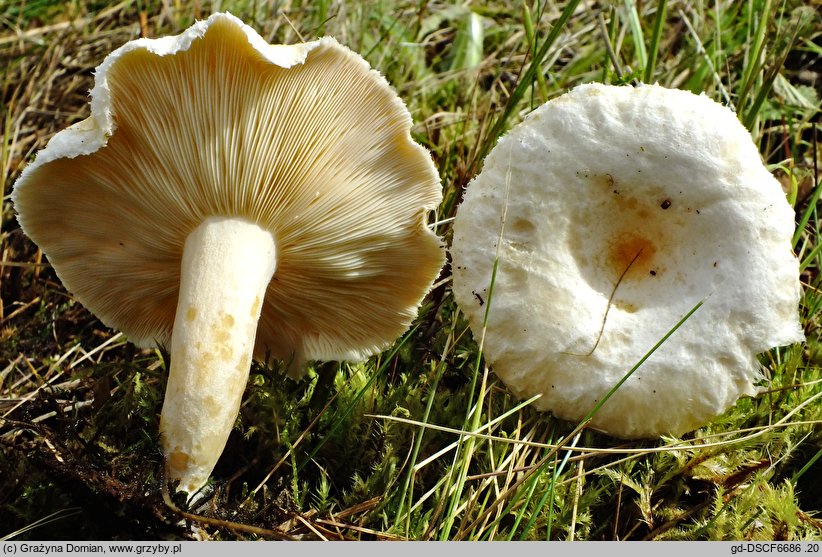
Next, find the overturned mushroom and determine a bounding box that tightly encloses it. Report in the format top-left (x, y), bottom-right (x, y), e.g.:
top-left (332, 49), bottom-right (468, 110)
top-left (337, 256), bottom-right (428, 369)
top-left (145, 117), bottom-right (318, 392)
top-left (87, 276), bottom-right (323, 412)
top-left (451, 83), bottom-right (803, 439)
top-left (13, 13), bottom-right (443, 494)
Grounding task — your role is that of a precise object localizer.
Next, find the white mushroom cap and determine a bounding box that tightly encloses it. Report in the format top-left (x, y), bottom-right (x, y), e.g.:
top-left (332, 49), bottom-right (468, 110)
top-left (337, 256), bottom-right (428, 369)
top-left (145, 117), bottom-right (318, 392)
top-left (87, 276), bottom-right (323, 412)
top-left (451, 83), bottom-right (804, 439)
top-left (13, 13), bottom-right (443, 493)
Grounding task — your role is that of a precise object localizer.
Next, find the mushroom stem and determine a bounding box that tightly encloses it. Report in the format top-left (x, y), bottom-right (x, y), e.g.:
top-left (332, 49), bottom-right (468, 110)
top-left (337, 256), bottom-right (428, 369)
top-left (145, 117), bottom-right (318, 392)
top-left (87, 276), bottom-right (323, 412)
top-left (160, 216), bottom-right (277, 495)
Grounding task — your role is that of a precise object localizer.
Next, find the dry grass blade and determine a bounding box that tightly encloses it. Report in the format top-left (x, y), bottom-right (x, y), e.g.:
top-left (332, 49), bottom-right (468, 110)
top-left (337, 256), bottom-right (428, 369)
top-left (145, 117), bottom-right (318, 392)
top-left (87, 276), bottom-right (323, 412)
top-left (1, 507), bottom-right (82, 541)
top-left (313, 518), bottom-right (407, 541)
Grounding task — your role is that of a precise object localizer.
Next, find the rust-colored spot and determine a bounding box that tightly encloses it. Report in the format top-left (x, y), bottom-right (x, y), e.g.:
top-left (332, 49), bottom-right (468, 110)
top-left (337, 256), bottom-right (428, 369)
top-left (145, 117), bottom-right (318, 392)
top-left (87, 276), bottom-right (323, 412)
top-left (204, 396), bottom-right (221, 414)
top-left (213, 326), bottom-right (230, 344)
top-left (569, 172), bottom-right (678, 291)
top-left (222, 313), bottom-right (235, 327)
top-left (593, 173), bottom-right (615, 190)
top-left (510, 217), bottom-right (536, 235)
top-left (250, 296), bottom-right (261, 318)
top-left (606, 233), bottom-right (658, 279)
top-left (186, 307), bottom-right (197, 322)
top-left (168, 450), bottom-right (190, 473)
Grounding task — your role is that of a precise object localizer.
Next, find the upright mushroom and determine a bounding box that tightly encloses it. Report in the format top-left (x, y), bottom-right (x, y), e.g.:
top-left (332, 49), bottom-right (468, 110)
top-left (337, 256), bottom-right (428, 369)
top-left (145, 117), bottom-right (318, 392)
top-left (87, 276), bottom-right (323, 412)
top-left (13, 13), bottom-right (444, 494)
top-left (451, 83), bottom-right (803, 439)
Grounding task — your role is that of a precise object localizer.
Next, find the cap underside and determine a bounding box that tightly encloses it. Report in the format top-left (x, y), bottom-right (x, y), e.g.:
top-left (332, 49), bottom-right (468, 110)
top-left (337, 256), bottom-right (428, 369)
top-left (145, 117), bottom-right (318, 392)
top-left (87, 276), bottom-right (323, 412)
top-left (13, 16), bottom-right (444, 366)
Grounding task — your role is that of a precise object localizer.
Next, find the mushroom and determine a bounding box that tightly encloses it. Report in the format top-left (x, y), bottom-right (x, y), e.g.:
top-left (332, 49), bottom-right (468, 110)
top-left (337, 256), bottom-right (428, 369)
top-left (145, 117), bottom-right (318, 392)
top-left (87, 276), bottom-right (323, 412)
top-left (450, 83), bottom-right (803, 439)
top-left (12, 13), bottom-right (444, 494)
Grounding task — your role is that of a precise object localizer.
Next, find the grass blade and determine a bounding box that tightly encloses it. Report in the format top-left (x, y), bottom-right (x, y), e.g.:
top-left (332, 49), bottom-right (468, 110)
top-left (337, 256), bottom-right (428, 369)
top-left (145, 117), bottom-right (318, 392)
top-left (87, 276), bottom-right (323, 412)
top-left (481, 0), bottom-right (581, 155)
top-left (643, 0), bottom-right (667, 83)
top-left (624, 0), bottom-right (647, 72)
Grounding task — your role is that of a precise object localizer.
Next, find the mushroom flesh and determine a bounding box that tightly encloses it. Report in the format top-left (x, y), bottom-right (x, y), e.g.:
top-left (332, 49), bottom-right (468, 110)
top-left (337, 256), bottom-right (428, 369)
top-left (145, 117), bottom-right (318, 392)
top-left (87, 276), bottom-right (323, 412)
top-left (13, 13), bottom-right (444, 494)
top-left (450, 83), bottom-right (804, 438)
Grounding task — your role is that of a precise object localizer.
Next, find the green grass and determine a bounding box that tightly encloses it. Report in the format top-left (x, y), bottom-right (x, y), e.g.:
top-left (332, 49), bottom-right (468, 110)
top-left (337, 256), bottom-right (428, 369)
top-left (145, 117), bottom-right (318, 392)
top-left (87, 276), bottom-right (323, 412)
top-left (1, 0), bottom-right (821, 541)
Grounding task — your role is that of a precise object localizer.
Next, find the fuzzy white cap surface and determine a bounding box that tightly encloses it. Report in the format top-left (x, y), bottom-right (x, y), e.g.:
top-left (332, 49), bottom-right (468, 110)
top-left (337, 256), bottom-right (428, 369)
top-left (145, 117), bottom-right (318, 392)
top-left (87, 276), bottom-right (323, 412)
top-left (451, 83), bottom-right (804, 438)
